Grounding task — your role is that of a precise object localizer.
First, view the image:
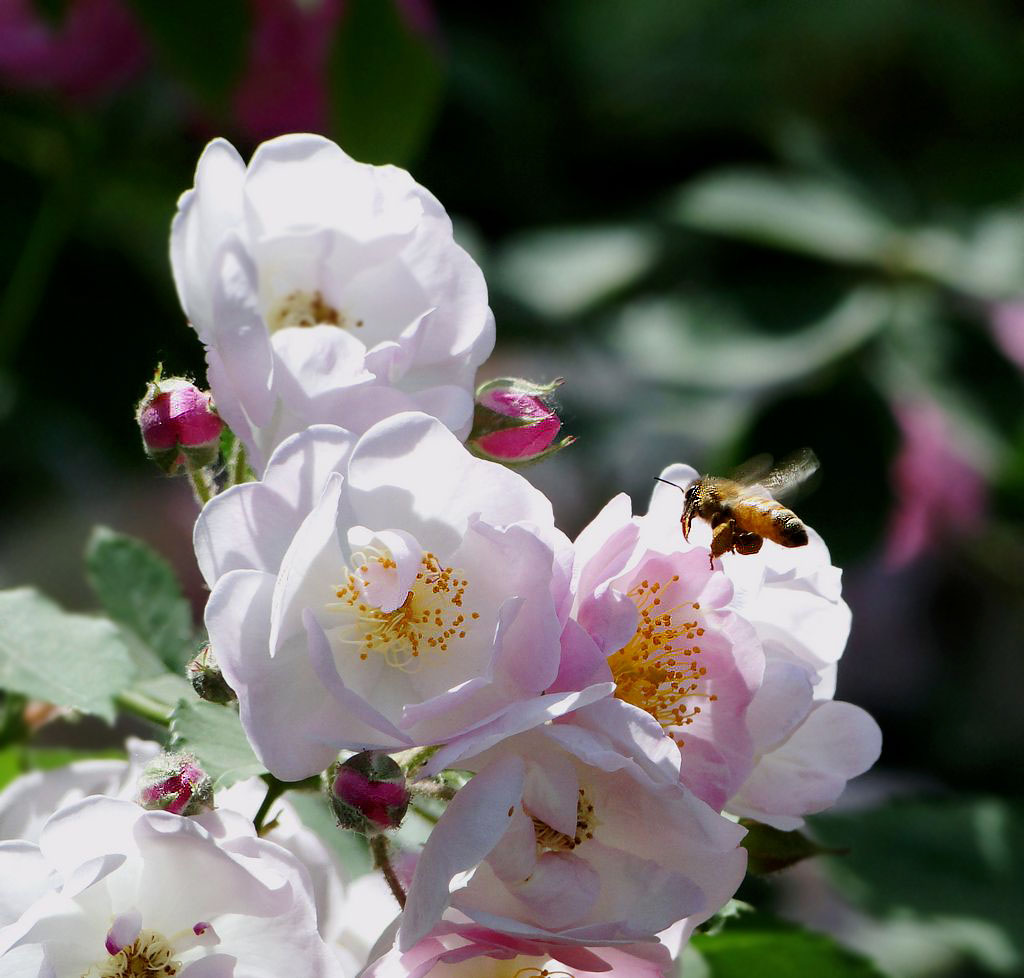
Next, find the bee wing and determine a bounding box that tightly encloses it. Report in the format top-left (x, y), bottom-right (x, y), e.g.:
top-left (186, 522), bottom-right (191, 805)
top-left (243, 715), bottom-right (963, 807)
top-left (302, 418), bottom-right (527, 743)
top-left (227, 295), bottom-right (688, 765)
top-left (727, 453), bottom-right (774, 487)
top-left (759, 448), bottom-right (820, 501)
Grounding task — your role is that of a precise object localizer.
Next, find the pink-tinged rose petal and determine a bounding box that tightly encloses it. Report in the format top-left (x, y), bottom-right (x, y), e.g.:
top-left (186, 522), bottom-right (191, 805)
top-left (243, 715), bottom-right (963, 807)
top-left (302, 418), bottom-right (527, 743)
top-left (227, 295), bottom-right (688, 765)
top-left (1, 796), bottom-right (343, 977)
top-left (402, 756), bottom-right (526, 950)
top-left (199, 414), bottom-right (576, 779)
top-left (411, 717), bottom-right (747, 946)
top-left (105, 909), bottom-right (141, 954)
top-left (172, 133), bottom-right (493, 471)
top-left (729, 697), bottom-right (882, 830)
top-left (193, 424), bottom-right (355, 585)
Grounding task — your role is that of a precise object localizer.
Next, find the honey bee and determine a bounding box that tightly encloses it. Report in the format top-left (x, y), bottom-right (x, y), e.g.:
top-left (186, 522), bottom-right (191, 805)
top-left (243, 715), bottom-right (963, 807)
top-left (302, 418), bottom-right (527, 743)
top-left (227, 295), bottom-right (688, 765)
top-left (657, 449), bottom-right (819, 564)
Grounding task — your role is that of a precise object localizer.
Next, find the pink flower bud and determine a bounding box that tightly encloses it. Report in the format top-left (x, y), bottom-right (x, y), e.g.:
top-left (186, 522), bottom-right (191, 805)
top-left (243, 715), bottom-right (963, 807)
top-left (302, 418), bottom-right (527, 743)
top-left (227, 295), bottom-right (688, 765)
top-left (136, 377), bottom-right (223, 475)
top-left (187, 644), bottom-right (237, 705)
top-left (329, 751), bottom-right (410, 834)
top-left (469, 378), bottom-right (574, 466)
top-left (136, 751), bottom-right (213, 816)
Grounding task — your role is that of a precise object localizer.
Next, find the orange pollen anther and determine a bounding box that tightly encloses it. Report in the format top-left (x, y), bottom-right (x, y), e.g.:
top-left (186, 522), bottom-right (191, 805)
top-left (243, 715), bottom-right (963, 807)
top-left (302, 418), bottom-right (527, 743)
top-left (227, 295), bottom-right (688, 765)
top-left (608, 575), bottom-right (717, 744)
top-left (529, 787), bottom-right (597, 853)
top-left (329, 551), bottom-right (473, 671)
top-left (95, 930), bottom-right (180, 978)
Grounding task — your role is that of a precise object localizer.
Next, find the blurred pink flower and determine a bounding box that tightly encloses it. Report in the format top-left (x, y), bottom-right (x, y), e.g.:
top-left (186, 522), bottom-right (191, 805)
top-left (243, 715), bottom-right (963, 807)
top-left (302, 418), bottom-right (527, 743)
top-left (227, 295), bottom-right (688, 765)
top-left (233, 0), bottom-right (345, 140)
top-left (989, 301), bottom-right (1024, 372)
top-left (0, 0), bottom-right (146, 99)
top-left (233, 0), bottom-right (438, 141)
top-left (886, 399), bottom-right (986, 568)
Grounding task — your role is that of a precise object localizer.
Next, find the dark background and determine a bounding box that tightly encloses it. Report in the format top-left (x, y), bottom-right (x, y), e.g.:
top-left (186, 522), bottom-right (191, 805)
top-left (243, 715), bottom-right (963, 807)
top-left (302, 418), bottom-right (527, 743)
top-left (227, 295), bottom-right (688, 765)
top-left (1, 2), bottom-right (1022, 974)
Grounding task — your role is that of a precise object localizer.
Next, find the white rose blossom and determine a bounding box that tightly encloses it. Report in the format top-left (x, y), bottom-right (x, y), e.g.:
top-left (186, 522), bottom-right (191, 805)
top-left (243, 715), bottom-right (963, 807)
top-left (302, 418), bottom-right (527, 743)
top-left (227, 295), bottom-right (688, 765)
top-left (195, 411), bottom-right (608, 781)
top-left (171, 133), bottom-right (495, 472)
top-left (0, 796), bottom-right (343, 978)
top-left (0, 752), bottom-right (400, 977)
top-left (646, 466), bottom-right (881, 828)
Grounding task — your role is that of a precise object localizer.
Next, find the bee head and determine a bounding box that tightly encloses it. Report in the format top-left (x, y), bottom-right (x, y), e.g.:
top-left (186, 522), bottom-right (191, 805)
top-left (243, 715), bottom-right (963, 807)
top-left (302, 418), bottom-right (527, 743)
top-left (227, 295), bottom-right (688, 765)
top-left (653, 475), bottom-right (703, 539)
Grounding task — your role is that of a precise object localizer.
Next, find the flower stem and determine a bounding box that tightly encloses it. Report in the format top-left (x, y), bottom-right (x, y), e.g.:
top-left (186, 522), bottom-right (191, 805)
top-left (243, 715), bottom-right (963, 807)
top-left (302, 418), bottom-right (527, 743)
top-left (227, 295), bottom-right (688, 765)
top-left (397, 744), bottom-right (440, 775)
top-left (187, 467), bottom-right (215, 506)
top-left (230, 439), bottom-right (250, 487)
top-left (253, 776), bottom-right (287, 836)
top-left (114, 690), bottom-right (173, 727)
top-left (410, 779), bottom-right (456, 801)
top-left (410, 802), bottom-right (440, 825)
top-left (370, 834), bottom-right (407, 909)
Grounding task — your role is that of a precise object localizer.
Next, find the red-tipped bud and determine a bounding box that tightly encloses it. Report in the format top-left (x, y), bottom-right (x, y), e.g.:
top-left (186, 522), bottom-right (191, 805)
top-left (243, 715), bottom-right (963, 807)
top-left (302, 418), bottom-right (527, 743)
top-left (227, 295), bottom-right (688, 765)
top-left (137, 376), bottom-right (223, 474)
top-left (187, 644), bottom-right (236, 705)
top-left (136, 751), bottom-right (213, 816)
top-left (328, 751), bottom-right (410, 835)
top-left (469, 377), bottom-right (574, 466)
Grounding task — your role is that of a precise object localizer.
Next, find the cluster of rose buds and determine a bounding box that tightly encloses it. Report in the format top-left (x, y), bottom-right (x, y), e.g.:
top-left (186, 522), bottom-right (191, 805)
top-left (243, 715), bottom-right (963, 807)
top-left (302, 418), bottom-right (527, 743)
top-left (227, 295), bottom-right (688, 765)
top-left (0, 134), bottom-right (880, 978)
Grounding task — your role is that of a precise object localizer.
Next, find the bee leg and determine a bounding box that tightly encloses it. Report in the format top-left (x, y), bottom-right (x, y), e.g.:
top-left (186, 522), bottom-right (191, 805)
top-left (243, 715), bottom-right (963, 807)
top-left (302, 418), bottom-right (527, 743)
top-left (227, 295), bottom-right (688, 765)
top-left (734, 531), bottom-right (763, 556)
top-left (709, 520), bottom-right (735, 566)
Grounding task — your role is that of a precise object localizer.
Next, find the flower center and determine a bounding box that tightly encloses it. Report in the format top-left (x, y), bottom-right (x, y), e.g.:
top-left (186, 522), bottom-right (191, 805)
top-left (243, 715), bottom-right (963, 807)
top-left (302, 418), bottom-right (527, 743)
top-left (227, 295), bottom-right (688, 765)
top-left (513, 969), bottom-right (575, 978)
top-left (329, 551), bottom-right (479, 672)
top-left (268, 289), bottom-right (362, 332)
top-left (530, 787), bottom-right (596, 853)
top-left (91, 929), bottom-right (179, 978)
top-left (608, 576), bottom-right (717, 746)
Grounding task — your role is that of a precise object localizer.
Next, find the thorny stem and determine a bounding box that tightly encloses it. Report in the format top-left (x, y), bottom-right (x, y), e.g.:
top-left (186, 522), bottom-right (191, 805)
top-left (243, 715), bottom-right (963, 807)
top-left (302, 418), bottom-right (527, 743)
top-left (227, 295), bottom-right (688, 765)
top-left (371, 834), bottom-right (407, 909)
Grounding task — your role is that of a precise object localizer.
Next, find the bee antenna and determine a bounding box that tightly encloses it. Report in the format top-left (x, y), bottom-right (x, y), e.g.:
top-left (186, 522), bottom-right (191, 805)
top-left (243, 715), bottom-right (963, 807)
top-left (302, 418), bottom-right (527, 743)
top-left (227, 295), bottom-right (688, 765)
top-left (654, 476), bottom-right (686, 494)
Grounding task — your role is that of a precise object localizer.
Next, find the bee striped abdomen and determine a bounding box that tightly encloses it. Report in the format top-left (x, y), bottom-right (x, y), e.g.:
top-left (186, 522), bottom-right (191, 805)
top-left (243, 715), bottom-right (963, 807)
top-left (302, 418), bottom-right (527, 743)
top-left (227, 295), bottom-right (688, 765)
top-left (733, 498), bottom-right (808, 548)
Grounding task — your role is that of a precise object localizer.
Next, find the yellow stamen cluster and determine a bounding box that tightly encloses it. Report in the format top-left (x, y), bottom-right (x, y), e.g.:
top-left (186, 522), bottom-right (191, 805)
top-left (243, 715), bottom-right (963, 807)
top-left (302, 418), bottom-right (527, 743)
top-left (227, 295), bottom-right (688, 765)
top-left (608, 576), bottom-right (717, 747)
top-left (91, 930), bottom-right (179, 978)
top-left (330, 551), bottom-right (478, 671)
top-left (529, 787), bottom-right (597, 853)
top-left (268, 289), bottom-right (358, 332)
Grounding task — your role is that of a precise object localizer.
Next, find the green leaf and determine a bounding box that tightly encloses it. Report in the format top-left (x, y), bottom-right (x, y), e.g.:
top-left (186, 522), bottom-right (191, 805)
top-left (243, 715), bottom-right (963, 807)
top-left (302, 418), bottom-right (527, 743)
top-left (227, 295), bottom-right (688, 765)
top-left (672, 169), bottom-right (897, 266)
top-left (85, 526), bottom-right (195, 673)
top-left (691, 910), bottom-right (890, 978)
top-left (740, 819), bottom-right (843, 875)
top-left (286, 788), bottom-right (373, 877)
top-left (0, 691), bottom-right (28, 747)
top-left (133, 672), bottom-right (195, 708)
top-left (0, 588), bottom-right (136, 722)
top-left (125, 0), bottom-right (249, 106)
top-left (812, 797), bottom-right (1024, 962)
top-left (609, 287), bottom-right (889, 393)
top-left (494, 226), bottom-right (659, 319)
top-left (328, 0), bottom-right (444, 165)
top-left (0, 746), bottom-right (20, 792)
top-left (169, 699), bottom-right (266, 790)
